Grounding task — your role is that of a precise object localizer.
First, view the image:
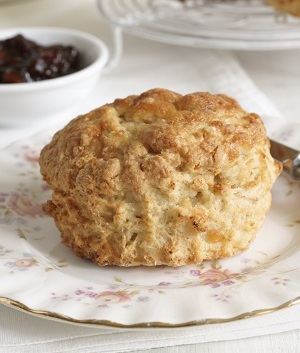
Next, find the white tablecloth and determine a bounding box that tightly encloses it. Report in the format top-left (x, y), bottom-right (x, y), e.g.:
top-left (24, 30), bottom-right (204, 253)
top-left (0, 1), bottom-right (300, 352)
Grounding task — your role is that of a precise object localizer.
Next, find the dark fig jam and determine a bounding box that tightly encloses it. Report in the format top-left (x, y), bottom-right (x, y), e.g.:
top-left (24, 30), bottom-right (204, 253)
top-left (0, 34), bottom-right (80, 84)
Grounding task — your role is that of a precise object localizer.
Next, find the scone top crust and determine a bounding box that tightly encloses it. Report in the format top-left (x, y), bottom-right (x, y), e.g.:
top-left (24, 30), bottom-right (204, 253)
top-left (40, 89), bottom-right (267, 190)
top-left (40, 89), bottom-right (281, 266)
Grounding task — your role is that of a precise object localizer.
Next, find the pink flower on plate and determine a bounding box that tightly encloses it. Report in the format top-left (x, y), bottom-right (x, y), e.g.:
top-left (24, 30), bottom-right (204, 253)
top-left (191, 268), bottom-right (238, 288)
top-left (5, 257), bottom-right (37, 271)
top-left (15, 258), bottom-right (37, 268)
top-left (8, 192), bottom-right (44, 218)
top-left (24, 151), bottom-right (40, 164)
top-left (96, 291), bottom-right (132, 304)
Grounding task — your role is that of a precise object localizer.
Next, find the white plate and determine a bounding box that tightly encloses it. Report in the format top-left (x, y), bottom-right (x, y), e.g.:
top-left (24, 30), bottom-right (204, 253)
top-left (0, 129), bottom-right (300, 328)
top-left (98, 0), bottom-right (300, 50)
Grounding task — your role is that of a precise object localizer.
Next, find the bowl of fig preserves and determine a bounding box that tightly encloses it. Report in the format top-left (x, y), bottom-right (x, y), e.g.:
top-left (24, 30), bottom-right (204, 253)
top-left (0, 27), bottom-right (109, 127)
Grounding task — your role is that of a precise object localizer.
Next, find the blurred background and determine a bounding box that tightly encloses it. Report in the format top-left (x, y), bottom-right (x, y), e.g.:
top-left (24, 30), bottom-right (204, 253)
top-left (0, 0), bottom-right (299, 139)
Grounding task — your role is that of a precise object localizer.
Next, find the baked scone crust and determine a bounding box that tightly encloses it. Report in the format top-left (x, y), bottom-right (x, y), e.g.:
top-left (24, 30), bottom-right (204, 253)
top-left (267, 0), bottom-right (300, 16)
top-left (40, 89), bottom-right (281, 266)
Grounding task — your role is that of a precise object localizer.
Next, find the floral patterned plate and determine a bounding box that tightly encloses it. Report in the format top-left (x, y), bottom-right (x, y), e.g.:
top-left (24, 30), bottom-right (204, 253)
top-left (0, 129), bottom-right (300, 328)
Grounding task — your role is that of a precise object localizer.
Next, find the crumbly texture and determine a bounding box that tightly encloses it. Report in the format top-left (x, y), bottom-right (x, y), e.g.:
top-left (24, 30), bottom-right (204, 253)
top-left (267, 0), bottom-right (300, 16)
top-left (40, 88), bottom-right (282, 267)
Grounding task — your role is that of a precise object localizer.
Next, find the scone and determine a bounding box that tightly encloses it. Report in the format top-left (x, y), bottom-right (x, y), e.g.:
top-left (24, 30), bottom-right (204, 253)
top-left (267, 0), bottom-right (300, 16)
top-left (40, 89), bottom-right (281, 267)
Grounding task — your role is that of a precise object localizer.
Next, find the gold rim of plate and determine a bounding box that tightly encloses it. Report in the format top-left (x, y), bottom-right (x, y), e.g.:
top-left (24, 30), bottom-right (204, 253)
top-left (1, 295), bottom-right (300, 329)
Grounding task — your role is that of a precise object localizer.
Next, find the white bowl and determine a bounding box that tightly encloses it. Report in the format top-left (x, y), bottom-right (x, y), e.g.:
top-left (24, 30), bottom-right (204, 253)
top-left (0, 27), bottom-right (109, 127)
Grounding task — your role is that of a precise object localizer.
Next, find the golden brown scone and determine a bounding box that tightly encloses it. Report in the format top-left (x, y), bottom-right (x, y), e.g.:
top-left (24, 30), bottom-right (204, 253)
top-left (40, 89), bottom-right (281, 267)
top-left (267, 0), bottom-right (300, 16)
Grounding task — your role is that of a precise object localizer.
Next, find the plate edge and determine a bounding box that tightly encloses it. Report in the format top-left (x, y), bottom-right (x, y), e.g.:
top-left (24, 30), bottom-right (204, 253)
top-left (0, 295), bottom-right (300, 329)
